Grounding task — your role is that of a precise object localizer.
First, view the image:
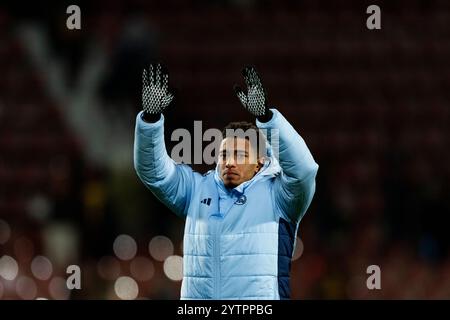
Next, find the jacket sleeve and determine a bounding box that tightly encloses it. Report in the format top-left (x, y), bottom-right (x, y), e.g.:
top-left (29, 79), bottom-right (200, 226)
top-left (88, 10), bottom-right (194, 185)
top-left (257, 109), bottom-right (319, 224)
top-left (133, 111), bottom-right (201, 218)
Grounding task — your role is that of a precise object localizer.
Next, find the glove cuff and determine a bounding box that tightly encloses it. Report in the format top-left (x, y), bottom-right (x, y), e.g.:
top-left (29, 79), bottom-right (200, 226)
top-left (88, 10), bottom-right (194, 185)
top-left (256, 108), bottom-right (273, 123)
top-left (141, 111), bottom-right (162, 123)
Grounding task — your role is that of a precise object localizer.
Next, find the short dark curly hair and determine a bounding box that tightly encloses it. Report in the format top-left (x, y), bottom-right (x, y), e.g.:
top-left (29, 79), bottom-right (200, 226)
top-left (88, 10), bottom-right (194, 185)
top-left (222, 121), bottom-right (266, 157)
top-left (222, 121), bottom-right (258, 136)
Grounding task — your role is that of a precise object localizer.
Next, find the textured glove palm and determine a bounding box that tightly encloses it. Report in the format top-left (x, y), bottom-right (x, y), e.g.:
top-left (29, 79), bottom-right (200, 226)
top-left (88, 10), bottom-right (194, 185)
top-left (142, 63), bottom-right (174, 121)
top-left (234, 66), bottom-right (272, 122)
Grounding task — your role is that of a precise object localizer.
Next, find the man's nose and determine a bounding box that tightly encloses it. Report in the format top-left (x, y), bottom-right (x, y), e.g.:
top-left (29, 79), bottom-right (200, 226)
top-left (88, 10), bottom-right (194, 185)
top-left (225, 157), bottom-right (236, 167)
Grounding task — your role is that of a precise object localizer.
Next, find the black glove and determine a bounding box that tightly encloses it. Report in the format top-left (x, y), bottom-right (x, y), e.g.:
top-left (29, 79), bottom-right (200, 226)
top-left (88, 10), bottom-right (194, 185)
top-left (234, 66), bottom-right (273, 122)
top-left (141, 63), bottom-right (174, 122)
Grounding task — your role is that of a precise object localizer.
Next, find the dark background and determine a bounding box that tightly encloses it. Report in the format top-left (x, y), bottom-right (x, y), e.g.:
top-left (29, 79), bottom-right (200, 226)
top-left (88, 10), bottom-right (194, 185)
top-left (0, 0), bottom-right (449, 299)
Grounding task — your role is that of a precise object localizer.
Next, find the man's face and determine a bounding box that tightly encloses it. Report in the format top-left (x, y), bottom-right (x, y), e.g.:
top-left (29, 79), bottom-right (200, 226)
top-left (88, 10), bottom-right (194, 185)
top-left (218, 137), bottom-right (263, 188)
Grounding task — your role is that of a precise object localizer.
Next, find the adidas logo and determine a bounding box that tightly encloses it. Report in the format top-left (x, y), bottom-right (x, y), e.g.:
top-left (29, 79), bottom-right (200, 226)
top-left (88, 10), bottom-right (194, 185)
top-left (200, 198), bottom-right (211, 206)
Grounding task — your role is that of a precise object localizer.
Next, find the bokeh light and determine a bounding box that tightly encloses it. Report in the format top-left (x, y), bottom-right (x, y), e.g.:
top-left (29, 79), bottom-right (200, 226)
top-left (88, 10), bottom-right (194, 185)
top-left (27, 194), bottom-right (51, 222)
top-left (113, 234), bottom-right (137, 261)
top-left (292, 237), bottom-right (304, 261)
top-left (130, 256), bottom-right (154, 281)
top-left (0, 219), bottom-right (11, 245)
top-left (0, 255), bottom-right (19, 280)
top-left (97, 256), bottom-right (121, 280)
top-left (14, 237), bottom-right (35, 262)
top-left (149, 236), bottom-right (174, 262)
top-left (49, 277), bottom-right (71, 300)
top-left (31, 256), bottom-right (53, 280)
top-left (43, 223), bottom-right (79, 267)
top-left (114, 276), bottom-right (139, 300)
top-left (163, 255), bottom-right (183, 281)
top-left (16, 276), bottom-right (37, 300)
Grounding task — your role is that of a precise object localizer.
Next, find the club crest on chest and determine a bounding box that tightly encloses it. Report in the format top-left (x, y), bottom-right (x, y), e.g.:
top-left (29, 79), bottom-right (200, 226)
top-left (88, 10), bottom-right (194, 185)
top-left (234, 195), bottom-right (247, 205)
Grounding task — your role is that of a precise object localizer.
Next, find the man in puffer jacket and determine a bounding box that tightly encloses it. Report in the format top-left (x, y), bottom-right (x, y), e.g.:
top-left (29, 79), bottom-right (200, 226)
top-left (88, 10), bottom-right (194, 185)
top-left (134, 64), bottom-right (319, 299)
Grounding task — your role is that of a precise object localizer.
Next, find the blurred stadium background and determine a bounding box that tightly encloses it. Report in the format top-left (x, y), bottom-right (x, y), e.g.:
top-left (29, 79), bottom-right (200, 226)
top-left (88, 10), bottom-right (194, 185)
top-left (0, 0), bottom-right (449, 299)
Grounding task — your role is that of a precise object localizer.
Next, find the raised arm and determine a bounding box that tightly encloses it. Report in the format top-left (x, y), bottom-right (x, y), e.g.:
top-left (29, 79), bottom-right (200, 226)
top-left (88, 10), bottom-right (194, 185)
top-left (257, 109), bottom-right (318, 223)
top-left (134, 63), bottom-right (200, 218)
top-left (234, 66), bottom-right (318, 223)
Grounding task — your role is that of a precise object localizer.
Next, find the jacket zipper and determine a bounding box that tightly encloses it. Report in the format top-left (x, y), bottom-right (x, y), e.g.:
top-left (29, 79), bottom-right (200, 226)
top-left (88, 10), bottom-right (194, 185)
top-left (212, 214), bottom-right (222, 299)
top-left (212, 190), bottom-right (237, 299)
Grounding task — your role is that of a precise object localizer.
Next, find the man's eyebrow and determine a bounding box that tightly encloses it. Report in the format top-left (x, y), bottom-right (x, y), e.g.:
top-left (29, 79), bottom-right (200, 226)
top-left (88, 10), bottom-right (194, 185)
top-left (220, 149), bottom-right (249, 155)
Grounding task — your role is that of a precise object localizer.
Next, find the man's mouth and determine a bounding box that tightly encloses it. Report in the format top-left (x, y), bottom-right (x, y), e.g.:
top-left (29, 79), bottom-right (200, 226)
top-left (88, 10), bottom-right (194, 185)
top-left (224, 171), bottom-right (238, 177)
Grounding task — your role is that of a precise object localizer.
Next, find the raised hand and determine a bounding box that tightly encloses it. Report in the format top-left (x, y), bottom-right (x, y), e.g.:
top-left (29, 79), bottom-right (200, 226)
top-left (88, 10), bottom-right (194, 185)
top-left (142, 63), bottom-right (174, 119)
top-left (234, 66), bottom-right (271, 121)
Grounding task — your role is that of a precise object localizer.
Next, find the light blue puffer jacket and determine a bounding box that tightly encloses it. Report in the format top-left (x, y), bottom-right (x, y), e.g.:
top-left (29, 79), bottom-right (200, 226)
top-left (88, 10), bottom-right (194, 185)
top-left (134, 109), bottom-right (318, 300)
